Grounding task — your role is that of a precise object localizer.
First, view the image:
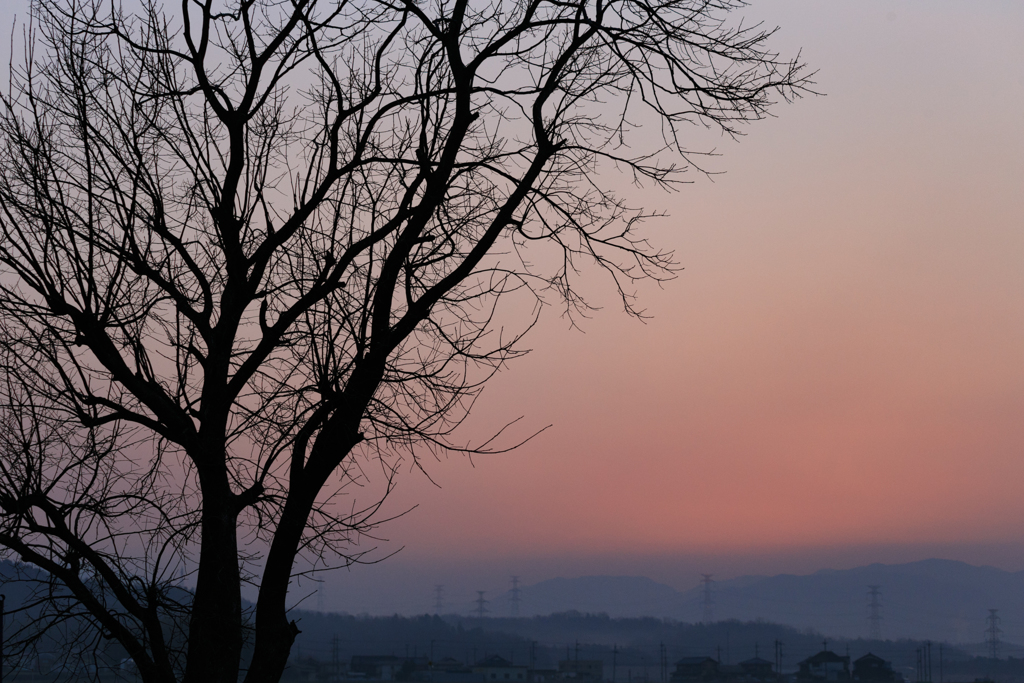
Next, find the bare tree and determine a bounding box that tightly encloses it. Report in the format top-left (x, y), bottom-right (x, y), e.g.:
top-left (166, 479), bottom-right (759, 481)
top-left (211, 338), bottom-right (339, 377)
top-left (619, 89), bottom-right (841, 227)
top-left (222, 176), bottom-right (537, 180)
top-left (0, 0), bottom-right (810, 681)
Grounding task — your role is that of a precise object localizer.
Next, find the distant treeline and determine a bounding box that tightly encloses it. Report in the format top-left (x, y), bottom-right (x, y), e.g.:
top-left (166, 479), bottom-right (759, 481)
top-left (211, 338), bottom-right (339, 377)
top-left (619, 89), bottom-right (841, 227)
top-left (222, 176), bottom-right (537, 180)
top-left (288, 611), bottom-right (980, 678)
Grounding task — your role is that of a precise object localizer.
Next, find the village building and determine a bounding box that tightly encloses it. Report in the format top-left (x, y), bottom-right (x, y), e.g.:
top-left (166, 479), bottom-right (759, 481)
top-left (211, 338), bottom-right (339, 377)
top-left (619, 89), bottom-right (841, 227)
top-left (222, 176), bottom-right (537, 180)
top-left (797, 651), bottom-right (850, 682)
top-left (672, 657), bottom-right (720, 682)
top-left (739, 657), bottom-right (776, 681)
top-left (474, 655), bottom-right (529, 683)
top-left (852, 654), bottom-right (897, 682)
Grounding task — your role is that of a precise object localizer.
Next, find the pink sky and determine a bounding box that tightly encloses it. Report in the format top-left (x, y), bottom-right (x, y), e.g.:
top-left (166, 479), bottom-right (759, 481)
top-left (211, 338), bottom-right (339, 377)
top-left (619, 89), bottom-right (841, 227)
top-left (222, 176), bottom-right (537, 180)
top-left (2, 0), bottom-right (1022, 613)
top-left (344, 0), bottom-right (1024, 604)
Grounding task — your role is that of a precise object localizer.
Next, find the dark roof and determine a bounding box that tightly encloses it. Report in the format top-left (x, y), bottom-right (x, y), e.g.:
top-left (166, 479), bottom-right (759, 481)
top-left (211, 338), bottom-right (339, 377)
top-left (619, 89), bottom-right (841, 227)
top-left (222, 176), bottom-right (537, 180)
top-left (800, 651), bottom-right (849, 665)
top-left (676, 658), bottom-right (718, 666)
top-left (854, 654), bottom-right (886, 664)
top-left (477, 655), bottom-right (518, 668)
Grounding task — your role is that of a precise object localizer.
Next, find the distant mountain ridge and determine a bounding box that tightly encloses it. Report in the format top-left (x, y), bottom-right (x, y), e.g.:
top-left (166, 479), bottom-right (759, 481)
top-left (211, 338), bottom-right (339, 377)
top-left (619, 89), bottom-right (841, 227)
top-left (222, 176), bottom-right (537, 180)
top-left (513, 559), bottom-right (1024, 645)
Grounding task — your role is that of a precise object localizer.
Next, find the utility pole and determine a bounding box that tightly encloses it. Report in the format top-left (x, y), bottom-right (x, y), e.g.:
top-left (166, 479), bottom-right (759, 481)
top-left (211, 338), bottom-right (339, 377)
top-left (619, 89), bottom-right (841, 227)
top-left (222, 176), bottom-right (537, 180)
top-left (867, 586), bottom-right (882, 640)
top-left (774, 641), bottom-right (783, 682)
top-left (475, 591), bottom-right (489, 619)
top-left (700, 574), bottom-right (715, 623)
top-left (985, 609), bottom-right (1002, 660)
top-left (1, 594), bottom-right (5, 683)
top-left (332, 634), bottom-right (340, 681)
top-left (660, 642), bottom-right (668, 683)
top-left (613, 644), bottom-right (618, 683)
top-left (434, 585), bottom-right (445, 613)
top-left (510, 577), bottom-right (522, 617)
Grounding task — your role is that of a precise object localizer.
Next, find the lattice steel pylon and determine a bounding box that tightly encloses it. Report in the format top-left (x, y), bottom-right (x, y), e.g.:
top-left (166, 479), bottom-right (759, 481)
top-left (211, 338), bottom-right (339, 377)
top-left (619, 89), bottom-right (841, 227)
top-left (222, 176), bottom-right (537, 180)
top-left (510, 576), bottom-right (522, 617)
top-left (867, 585), bottom-right (882, 640)
top-left (475, 591), bottom-right (489, 619)
top-left (701, 574), bottom-right (715, 623)
top-left (985, 609), bottom-right (1002, 660)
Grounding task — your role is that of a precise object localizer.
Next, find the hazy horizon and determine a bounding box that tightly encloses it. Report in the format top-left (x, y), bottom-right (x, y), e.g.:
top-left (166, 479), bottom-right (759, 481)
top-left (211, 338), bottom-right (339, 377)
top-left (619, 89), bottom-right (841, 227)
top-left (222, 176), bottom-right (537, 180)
top-left (3, 0), bottom-right (1021, 628)
top-left (287, 544), bottom-right (1024, 618)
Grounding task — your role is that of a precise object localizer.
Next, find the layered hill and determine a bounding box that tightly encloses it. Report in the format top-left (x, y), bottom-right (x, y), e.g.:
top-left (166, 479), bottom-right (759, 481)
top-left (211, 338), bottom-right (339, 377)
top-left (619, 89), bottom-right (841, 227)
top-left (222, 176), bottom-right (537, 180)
top-left (511, 559), bottom-right (1024, 645)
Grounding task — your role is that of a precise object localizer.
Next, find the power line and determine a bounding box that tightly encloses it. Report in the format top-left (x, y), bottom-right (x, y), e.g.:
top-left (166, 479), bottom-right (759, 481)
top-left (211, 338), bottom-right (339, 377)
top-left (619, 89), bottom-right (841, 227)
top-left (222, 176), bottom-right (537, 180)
top-left (867, 585), bottom-right (882, 640)
top-left (701, 574), bottom-right (715, 624)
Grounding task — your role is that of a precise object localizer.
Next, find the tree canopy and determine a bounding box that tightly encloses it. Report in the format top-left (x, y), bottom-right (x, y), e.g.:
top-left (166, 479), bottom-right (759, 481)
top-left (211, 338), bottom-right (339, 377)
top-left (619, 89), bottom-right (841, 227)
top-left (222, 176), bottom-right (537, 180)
top-left (0, 1), bottom-right (809, 681)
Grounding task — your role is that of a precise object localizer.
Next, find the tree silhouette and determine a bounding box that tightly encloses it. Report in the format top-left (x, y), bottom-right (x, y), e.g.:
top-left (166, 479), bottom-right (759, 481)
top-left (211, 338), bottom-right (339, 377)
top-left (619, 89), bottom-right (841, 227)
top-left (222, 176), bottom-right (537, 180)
top-left (0, 0), bottom-right (810, 681)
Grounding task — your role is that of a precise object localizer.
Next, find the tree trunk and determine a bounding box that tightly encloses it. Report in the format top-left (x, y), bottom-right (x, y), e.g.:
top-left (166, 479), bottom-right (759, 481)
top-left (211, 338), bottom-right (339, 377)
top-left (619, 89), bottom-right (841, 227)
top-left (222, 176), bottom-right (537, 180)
top-left (184, 492), bottom-right (243, 683)
top-left (243, 420), bottom-right (366, 683)
top-left (242, 498), bottom-right (309, 683)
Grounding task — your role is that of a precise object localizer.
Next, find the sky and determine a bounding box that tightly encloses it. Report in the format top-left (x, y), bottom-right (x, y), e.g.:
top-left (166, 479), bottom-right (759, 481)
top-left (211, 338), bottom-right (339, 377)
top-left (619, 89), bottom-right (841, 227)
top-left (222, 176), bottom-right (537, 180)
top-left (2, 1), bottom-right (1023, 617)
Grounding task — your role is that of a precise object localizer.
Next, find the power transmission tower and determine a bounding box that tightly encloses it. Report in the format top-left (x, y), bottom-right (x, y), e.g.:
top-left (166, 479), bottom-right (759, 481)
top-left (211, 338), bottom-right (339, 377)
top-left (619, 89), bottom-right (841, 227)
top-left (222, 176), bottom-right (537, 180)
top-left (475, 591), bottom-right (489, 619)
top-left (985, 609), bottom-right (1002, 660)
top-left (510, 576), bottom-right (522, 617)
top-left (867, 585), bottom-right (882, 640)
top-left (700, 574), bottom-right (715, 623)
top-left (433, 585), bottom-right (445, 613)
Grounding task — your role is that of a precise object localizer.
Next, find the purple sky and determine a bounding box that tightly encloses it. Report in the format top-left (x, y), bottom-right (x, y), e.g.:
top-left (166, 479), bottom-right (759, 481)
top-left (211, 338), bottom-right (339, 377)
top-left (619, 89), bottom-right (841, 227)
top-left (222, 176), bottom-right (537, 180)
top-left (2, 1), bottom-right (1022, 616)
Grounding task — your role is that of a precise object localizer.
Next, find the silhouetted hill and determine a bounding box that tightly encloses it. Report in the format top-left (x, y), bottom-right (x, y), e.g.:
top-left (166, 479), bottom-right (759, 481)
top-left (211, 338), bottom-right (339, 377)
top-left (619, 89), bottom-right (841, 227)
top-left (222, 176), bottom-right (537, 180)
top-left (510, 576), bottom-right (692, 618)
top-left (512, 560), bottom-right (1024, 644)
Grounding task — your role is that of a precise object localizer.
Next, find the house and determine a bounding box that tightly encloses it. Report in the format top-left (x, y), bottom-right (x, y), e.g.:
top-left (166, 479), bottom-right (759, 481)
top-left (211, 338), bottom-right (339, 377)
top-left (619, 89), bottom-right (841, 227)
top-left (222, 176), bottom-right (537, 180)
top-left (739, 657), bottom-right (776, 681)
top-left (474, 655), bottom-right (528, 683)
top-left (798, 651), bottom-right (850, 682)
top-left (852, 654), bottom-right (896, 682)
top-left (409, 657), bottom-right (484, 683)
top-left (672, 657), bottom-right (720, 682)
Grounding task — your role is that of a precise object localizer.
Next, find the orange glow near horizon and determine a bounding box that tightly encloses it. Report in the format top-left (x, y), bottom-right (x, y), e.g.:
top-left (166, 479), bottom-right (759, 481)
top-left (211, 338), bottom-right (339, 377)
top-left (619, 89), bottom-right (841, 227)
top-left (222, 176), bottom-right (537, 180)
top-left (364, 0), bottom-right (1024, 568)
